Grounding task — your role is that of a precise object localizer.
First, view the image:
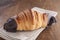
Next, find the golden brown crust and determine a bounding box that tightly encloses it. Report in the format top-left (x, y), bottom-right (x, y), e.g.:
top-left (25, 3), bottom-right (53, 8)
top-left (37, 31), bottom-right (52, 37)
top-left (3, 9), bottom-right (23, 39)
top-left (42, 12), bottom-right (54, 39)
top-left (42, 13), bottom-right (48, 27)
top-left (14, 9), bottom-right (48, 31)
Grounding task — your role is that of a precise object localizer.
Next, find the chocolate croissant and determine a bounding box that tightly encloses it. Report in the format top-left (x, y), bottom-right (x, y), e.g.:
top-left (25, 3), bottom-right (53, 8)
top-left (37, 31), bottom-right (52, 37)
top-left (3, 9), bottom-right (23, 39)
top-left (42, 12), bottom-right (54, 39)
top-left (4, 9), bottom-right (48, 32)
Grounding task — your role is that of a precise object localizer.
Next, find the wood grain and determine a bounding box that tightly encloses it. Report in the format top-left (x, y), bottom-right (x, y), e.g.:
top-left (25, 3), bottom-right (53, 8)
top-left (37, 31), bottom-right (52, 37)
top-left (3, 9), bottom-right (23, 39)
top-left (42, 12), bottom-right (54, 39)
top-left (0, 0), bottom-right (60, 40)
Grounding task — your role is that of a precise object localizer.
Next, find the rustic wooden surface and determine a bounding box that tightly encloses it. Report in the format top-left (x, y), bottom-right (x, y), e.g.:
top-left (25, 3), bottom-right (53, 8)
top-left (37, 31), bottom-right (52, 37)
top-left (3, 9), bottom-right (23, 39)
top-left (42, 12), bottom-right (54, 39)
top-left (0, 0), bottom-right (60, 40)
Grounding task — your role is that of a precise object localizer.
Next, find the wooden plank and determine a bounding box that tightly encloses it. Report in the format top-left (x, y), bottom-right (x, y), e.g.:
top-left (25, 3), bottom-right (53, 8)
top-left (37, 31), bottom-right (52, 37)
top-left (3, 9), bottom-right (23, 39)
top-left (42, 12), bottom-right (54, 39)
top-left (0, 0), bottom-right (60, 40)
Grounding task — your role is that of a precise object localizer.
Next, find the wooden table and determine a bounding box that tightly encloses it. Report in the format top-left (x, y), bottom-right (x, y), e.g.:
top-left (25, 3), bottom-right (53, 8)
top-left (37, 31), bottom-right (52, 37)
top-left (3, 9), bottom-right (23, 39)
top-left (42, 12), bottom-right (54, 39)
top-left (0, 0), bottom-right (60, 40)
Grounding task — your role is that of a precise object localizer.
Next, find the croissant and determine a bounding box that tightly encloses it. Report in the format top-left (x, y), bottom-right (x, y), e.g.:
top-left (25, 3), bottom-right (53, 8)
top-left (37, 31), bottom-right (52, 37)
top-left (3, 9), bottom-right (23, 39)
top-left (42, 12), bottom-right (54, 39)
top-left (4, 9), bottom-right (48, 32)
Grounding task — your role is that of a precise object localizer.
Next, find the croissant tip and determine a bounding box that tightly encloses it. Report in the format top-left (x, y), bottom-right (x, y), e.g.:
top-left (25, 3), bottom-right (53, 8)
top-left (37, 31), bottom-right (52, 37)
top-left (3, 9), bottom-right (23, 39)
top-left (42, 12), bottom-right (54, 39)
top-left (47, 16), bottom-right (56, 26)
top-left (4, 18), bottom-right (17, 32)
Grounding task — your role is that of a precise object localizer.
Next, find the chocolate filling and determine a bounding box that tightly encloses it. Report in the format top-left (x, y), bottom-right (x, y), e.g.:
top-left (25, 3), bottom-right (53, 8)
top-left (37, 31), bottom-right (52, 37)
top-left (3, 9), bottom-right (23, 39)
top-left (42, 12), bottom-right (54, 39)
top-left (4, 18), bottom-right (17, 32)
top-left (47, 16), bottom-right (56, 26)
